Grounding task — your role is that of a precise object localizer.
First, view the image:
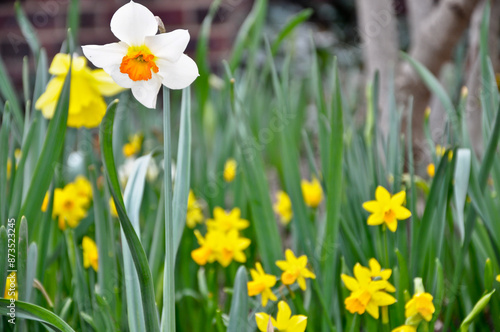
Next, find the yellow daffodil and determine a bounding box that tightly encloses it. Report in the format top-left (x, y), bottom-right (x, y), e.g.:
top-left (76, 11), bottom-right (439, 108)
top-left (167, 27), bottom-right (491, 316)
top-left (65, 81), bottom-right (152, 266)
top-left (123, 133), bottom-right (143, 157)
top-left (273, 191), bottom-right (293, 225)
top-left (436, 145), bottom-right (453, 161)
top-left (496, 275), bottom-right (500, 283)
top-left (276, 249), bottom-right (316, 291)
top-left (3, 272), bottom-right (17, 300)
top-left (217, 229), bottom-right (251, 267)
top-left (247, 262), bottom-right (277, 307)
top-left (6, 159), bottom-right (12, 179)
top-left (109, 198), bottom-right (118, 218)
top-left (74, 175), bottom-right (92, 205)
top-left (392, 325), bottom-right (417, 332)
top-left (35, 53), bottom-right (124, 128)
top-left (191, 229), bottom-right (250, 267)
top-left (341, 263), bottom-right (396, 319)
top-left (427, 163), bottom-right (435, 178)
top-left (301, 177), bottom-right (322, 208)
top-left (256, 301), bottom-right (307, 332)
top-left (362, 186), bottom-right (411, 232)
top-left (186, 190), bottom-right (203, 228)
top-left (82, 1), bottom-right (199, 108)
top-left (368, 258), bottom-right (395, 292)
top-left (206, 207), bottom-right (249, 233)
top-left (82, 236), bottom-right (99, 272)
top-left (53, 183), bottom-right (88, 230)
top-left (41, 192), bottom-right (50, 212)
top-left (223, 158), bottom-right (237, 182)
top-left (405, 291), bottom-right (435, 322)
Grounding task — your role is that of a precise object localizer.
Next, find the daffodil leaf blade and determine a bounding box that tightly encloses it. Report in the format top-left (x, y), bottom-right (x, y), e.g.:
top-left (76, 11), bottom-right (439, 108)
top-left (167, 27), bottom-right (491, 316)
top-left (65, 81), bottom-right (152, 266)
top-left (100, 100), bottom-right (160, 332)
top-left (0, 56), bottom-right (23, 134)
top-left (0, 226), bottom-right (7, 295)
top-left (228, 266), bottom-right (249, 332)
top-left (460, 289), bottom-right (495, 331)
top-left (271, 8), bottom-right (313, 55)
top-left (17, 216), bottom-right (28, 302)
top-left (0, 298), bottom-right (75, 332)
top-left (122, 154), bottom-right (152, 332)
top-left (173, 87), bottom-right (192, 255)
top-left (453, 149), bottom-right (471, 244)
top-left (19, 63), bottom-right (71, 230)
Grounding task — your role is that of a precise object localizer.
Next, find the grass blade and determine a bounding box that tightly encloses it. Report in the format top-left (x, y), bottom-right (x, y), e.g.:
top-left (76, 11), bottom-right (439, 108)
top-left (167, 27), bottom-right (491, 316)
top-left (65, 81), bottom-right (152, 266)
top-left (227, 266), bottom-right (249, 332)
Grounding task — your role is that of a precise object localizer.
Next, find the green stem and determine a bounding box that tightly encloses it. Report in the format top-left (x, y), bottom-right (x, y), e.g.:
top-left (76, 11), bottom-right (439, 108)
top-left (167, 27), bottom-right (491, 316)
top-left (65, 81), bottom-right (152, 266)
top-left (383, 227), bottom-right (390, 268)
top-left (312, 279), bottom-right (336, 332)
top-left (162, 87), bottom-right (175, 331)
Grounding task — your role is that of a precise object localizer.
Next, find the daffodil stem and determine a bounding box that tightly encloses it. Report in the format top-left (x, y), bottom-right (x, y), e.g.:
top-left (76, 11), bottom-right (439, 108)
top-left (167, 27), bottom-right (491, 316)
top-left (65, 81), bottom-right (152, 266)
top-left (382, 226), bottom-right (390, 268)
top-left (312, 279), bottom-right (336, 332)
top-left (162, 87), bottom-right (175, 331)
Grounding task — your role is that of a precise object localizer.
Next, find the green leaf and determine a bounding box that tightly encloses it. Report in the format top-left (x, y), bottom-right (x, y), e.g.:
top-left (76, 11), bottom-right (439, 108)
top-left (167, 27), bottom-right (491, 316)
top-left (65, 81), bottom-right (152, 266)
top-left (0, 56), bottom-right (23, 133)
top-left (18, 61), bottom-right (71, 229)
top-left (227, 266), bottom-right (249, 332)
top-left (460, 290), bottom-right (496, 331)
top-left (173, 88), bottom-right (192, 255)
top-left (17, 216), bottom-right (28, 301)
top-left (0, 102), bottom-right (11, 223)
top-left (0, 226), bottom-right (7, 295)
top-left (0, 299), bottom-right (75, 332)
top-left (14, 1), bottom-right (41, 60)
top-left (122, 154), bottom-right (152, 332)
top-left (453, 149), bottom-right (471, 244)
top-left (100, 100), bottom-right (160, 332)
top-left (400, 52), bottom-right (459, 140)
top-left (271, 9), bottom-right (313, 54)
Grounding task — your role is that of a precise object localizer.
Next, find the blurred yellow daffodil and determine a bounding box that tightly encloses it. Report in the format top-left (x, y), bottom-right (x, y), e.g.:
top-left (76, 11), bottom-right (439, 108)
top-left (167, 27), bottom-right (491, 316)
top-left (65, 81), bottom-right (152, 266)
top-left (123, 133), bottom-right (143, 157)
top-left (301, 177), bottom-right (322, 208)
top-left (247, 262), bottom-right (277, 307)
top-left (392, 325), bottom-right (417, 332)
top-left (35, 53), bottom-right (124, 128)
top-left (223, 158), bottom-right (237, 182)
top-left (191, 229), bottom-right (250, 267)
top-left (74, 175), bottom-right (92, 206)
top-left (206, 207), bottom-right (249, 233)
top-left (405, 291), bottom-right (435, 322)
top-left (368, 258), bottom-right (395, 292)
top-left (256, 301), bottom-right (307, 332)
top-left (273, 191), bottom-right (293, 225)
top-left (276, 249), bottom-right (315, 291)
top-left (109, 198), bottom-right (118, 218)
top-left (53, 183), bottom-right (88, 230)
top-left (82, 236), bottom-right (99, 272)
top-left (363, 186), bottom-right (411, 232)
top-left (186, 190), bottom-right (203, 228)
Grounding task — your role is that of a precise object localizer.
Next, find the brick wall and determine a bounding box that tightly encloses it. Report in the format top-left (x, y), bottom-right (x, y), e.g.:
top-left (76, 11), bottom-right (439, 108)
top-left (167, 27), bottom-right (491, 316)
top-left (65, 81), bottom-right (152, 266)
top-left (0, 0), bottom-right (252, 89)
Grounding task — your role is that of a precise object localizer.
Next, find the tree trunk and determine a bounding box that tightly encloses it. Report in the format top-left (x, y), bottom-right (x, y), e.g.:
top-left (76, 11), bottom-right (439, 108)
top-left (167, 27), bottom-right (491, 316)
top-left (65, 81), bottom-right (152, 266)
top-left (355, 0), bottom-right (398, 140)
top-left (396, 0), bottom-right (481, 170)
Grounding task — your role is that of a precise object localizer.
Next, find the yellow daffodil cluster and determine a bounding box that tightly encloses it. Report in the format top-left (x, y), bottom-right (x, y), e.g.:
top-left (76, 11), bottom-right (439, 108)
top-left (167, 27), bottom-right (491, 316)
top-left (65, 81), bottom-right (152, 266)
top-left (186, 190), bottom-right (204, 228)
top-left (273, 191), bottom-right (293, 225)
top-left (191, 207), bottom-right (250, 267)
top-left (122, 133), bottom-right (143, 157)
top-left (35, 54), bottom-right (124, 128)
top-left (247, 250), bottom-right (316, 307)
top-left (256, 301), bottom-right (307, 332)
top-left (341, 259), bottom-right (396, 319)
top-left (82, 236), bottom-right (99, 272)
top-left (301, 177), bottom-right (323, 208)
top-left (223, 158), bottom-right (237, 182)
top-left (363, 186), bottom-right (411, 232)
top-left (42, 176), bottom-right (92, 230)
top-left (392, 278), bottom-right (435, 331)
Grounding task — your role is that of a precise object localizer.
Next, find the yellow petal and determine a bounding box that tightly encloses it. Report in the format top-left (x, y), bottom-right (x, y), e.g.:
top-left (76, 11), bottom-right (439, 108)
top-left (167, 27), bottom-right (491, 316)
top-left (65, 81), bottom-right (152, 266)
top-left (91, 69), bottom-right (125, 96)
top-left (365, 301), bottom-right (379, 319)
top-left (394, 206), bottom-right (412, 220)
top-left (341, 274), bottom-right (359, 291)
top-left (375, 186), bottom-right (391, 205)
top-left (386, 219), bottom-right (398, 232)
top-left (353, 263), bottom-right (371, 285)
top-left (288, 315), bottom-right (308, 332)
top-left (367, 213), bottom-right (384, 226)
top-left (362, 200), bottom-right (380, 213)
top-left (369, 258), bottom-right (381, 275)
top-left (391, 190), bottom-right (406, 206)
top-left (372, 291), bottom-right (396, 306)
top-left (276, 301), bottom-right (292, 329)
top-left (255, 313), bottom-right (271, 332)
top-left (48, 53), bottom-right (71, 75)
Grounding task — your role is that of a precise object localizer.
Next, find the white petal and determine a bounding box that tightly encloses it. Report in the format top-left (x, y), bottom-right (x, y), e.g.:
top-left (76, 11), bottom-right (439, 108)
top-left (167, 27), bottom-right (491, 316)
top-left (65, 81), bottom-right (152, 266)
top-left (110, 1), bottom-right (158, 45)
top-left (108, 65), bottom-right (135, 88)
top-left (82, 42), bottom-right (127, 70)
top-left (145, 29), bottom-right (190, 62)
top-left (157, 55), bottom-right (199, 90)
top-left (131, 74), bottom-right (162, 108)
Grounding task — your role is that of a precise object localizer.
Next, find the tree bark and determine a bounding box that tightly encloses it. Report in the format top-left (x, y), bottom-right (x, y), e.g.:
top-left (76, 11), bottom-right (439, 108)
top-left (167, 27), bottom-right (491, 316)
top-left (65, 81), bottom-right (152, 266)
top-left (355, 0), bottom-right (398, 139)
top-left (407, 0), bottom-right (435, 44)
top-left (396, 0), bottom-right (481, 169)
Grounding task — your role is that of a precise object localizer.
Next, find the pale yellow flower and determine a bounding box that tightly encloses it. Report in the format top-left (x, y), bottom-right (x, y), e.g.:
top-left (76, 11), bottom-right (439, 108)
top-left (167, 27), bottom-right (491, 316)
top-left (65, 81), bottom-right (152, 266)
top-left (273, 191), bottom-right (293, 225)
top-left (256, 301), bottom-right (307, 332)
top-left (223, 158), bottom-right (237, 182)
top-left (301, 177), bottom-right (322, 208)
top-left (35, 53), bottom-right (123, 128)
top-left (82, 236), bottom-right (99, 272)
top-left (186, 190), bottom-right (203, 228)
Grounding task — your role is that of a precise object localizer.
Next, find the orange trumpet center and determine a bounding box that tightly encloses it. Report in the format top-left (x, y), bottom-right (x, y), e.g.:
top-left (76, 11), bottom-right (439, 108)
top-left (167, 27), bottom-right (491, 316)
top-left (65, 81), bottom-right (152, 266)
top-left (120, 46), bottom-right (159, 81)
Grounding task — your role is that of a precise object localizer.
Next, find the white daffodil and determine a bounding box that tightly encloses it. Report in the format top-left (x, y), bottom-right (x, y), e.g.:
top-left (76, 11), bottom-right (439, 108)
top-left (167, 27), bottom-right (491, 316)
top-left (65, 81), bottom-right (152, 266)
top-left (82, 1), bottom-right (199, 108)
